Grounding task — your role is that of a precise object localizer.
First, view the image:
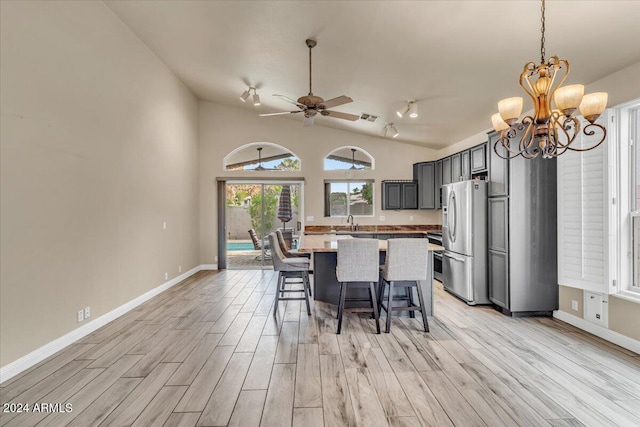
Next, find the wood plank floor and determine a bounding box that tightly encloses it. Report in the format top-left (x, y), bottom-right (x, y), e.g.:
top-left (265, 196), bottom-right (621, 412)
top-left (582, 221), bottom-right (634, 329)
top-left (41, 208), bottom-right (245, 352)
top-left (1, 269), bottom-right (640, 426)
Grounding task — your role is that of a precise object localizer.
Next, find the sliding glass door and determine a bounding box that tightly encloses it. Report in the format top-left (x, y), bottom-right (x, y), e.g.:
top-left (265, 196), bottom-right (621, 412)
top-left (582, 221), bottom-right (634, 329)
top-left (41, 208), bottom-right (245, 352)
top-left (224, 181), bottom-right (302, 269)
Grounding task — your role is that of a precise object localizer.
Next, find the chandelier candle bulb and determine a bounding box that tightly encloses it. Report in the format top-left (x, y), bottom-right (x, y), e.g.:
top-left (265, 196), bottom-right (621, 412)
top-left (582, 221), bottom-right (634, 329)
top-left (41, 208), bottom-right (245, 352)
top-left (554, 84), bottom-right (584, 115)
top-left (498, 97), bottom-right (523, 124)
top-left (579, 92), bottom-right (608, 123)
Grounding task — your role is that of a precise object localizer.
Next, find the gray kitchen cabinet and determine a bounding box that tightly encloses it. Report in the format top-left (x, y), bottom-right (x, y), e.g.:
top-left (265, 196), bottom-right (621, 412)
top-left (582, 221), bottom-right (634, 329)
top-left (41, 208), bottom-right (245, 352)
top-left (470, 143), bottom-right (487, 172)
top-left (488, 197), bottom-right (508, 252)
top-left (413, 162), bottom-right (435, 209)
top-left (442, 157), bottom-right (452, 185)
top-left (435, 160), bottom-right (442, 209)
top-left (488, 250), bottom-right (509, 308)
top-left (488, 132), bottom-right (508, 196)
top-left (381, 181), bottom-right (418, 210)
top-left (451, 153), bottom-right (462, 182)
top-left (461, 150), bottom-right (471, 180)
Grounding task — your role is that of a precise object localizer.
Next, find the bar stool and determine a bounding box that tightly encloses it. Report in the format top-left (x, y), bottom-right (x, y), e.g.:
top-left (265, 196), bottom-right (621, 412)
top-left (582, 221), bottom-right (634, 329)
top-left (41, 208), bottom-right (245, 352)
top-left (379, 238), bottom-right (430, 333)
top-left (268, 233), bottom-right (311, 316)
top-left (336, 239), bottom-right (381, 334)
top-left (275, 229), bottom-right (312, 297)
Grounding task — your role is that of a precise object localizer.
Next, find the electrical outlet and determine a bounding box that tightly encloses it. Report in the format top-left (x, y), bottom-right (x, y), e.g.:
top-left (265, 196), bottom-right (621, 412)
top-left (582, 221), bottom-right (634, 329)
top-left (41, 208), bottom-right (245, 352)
top-left (77, 310), bottom-right (84, 323)
top-left (571, 300), bottom-right (579, 311)
top-left (178, 265), bottom-right (182, 273)
top-left (379, 216), bottom-right (385, 221)
top-left (163, 221), bottom-right (167, 230)
top-left (306, 216), bottom-right (315, 222)
top-left (214, 255), bottom-right (218, 262)
top-left (165, 272), bottom-right (168, 280)
top-left (84, 306), bottom-right (90, 319)
top-left (409, 215), bottom-right (414, 221)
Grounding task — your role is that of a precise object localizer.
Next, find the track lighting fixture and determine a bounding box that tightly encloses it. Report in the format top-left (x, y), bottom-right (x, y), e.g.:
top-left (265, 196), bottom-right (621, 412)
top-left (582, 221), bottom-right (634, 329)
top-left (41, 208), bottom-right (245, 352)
top-left (396, 99), bottom-right (418, 118)
top-left (382, 123), bottom-right (399, 138)
top-left (240, 87), bottom-right (260, 106)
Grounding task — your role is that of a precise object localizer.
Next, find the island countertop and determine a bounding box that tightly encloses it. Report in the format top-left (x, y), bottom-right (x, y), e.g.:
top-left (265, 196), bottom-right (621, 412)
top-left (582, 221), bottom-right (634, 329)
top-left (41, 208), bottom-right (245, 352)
top-left (298, 234), bottom-right (444, 253)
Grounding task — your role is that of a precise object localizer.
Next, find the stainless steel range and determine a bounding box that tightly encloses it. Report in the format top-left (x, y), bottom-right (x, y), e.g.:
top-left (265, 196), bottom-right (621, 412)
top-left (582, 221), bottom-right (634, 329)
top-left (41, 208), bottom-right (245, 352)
top-left (426, 231), bottom-right (443, 282)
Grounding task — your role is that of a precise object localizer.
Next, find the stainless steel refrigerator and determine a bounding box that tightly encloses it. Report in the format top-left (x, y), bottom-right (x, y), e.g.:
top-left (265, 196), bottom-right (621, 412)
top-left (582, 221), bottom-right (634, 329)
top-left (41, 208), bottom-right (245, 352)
top-left (441, 180), bottom-right (489, 305)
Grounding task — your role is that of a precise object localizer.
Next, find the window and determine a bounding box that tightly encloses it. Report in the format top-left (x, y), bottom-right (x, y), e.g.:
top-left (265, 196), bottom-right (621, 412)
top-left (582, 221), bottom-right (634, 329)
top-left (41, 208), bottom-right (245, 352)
top-left (629, 108), bottom-right (640, 290)
top-left (324, 180), bottom-right (374, 217)
top-left (324, 147), bottom-right (373, 171)
top-left (224, 142), bottom-right (300, 171)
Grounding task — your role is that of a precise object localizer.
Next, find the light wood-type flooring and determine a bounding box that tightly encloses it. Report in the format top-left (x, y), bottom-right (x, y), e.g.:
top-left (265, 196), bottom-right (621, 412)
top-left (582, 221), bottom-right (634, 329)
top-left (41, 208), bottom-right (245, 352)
top-left (1, 269), bottom-right (640, 427)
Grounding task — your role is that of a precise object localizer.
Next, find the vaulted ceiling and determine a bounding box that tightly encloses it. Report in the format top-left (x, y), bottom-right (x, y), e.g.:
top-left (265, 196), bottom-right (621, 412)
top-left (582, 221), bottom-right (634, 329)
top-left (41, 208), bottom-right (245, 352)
top-left (105, 1), bottom-right (640, 149)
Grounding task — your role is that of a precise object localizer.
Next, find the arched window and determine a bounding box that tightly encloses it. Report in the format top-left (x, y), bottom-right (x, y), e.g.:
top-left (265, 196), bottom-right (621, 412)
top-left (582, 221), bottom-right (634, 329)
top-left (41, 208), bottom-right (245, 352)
top-left (324, 146), bottom-right (374, 170)
top-left (224, 142), bottom-right (301, 171)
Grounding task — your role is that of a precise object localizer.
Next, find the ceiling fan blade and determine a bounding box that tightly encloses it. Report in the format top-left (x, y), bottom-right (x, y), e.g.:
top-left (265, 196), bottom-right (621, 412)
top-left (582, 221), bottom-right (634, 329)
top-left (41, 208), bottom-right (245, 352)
top-left (273, 94), bottom-right (306, 108)
top-left (303, 115), bottom-right (315, 127)
top-left (321, 110), bottom-right (360, 121)
top-left (320, 95), bottom-right (353, 109)
top-left (260, 111), bottom-right (302, 116)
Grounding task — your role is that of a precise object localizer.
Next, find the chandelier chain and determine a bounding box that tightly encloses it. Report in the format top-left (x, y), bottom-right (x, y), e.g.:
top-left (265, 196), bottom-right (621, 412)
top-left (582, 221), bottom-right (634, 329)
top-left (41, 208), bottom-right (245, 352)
top-left (540, 0), bottom-right (546, 64)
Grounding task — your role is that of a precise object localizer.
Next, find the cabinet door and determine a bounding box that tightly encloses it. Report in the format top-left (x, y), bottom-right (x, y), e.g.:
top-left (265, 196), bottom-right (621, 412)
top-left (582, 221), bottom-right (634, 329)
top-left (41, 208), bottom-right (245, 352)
top-left (383, 182), bottom-right (402, 210)
top-left (470, 143), bottom-right (487, 172)
top-left (451, 153), bottom-right (462, 182)
top-left (442, 157), bottom-right (452, 185)
top-left (488, 131), bottom-right (509, 196)
top-left (488, 197), bottom-right (509, 252)
top-left (417, 163), bottom-right (435, 209)
top-left (435, 160), bottom-right (443, 209)
top-left (402, 182), bottom-right (418, 209)
top-left (461, 150), bottom-right (471, 180)
top-left (489, 250), bottom-right (509, 309)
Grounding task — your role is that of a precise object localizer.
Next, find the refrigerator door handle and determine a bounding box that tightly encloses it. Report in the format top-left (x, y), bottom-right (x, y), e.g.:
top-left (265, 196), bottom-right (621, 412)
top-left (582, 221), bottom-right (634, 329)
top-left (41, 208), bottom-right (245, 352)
top-left (443, 252), bottom-right (465, 263)
top-left (448, 191), bottom-right (457, 242)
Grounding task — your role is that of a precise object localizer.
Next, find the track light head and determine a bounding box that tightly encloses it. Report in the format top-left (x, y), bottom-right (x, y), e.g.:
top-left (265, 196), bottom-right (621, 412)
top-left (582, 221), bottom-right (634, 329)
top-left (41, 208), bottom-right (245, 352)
top-left (408, 101), bottom-right (418, 118)
top-left (396, 105), bottom-right (408, 118)
top-left (253, 93), bottom-right (261, 106)
top-left (240, 90), bottom-right (250, 102)
top-left (390, 125), bottom-right (399, 138)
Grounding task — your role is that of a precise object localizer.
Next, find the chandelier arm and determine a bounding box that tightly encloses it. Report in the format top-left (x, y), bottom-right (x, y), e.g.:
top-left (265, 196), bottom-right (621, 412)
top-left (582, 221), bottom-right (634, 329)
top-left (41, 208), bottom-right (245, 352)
top-left (564, 124), bottom-right (607, 152)
top-left (553, 117), bottom-right (580, 150)
top-left (519, 63), bottom-right (538, 103)
top-left (548, 57), bottom-right (570, 111)
top-left (493, 138), bottom-right (525, 160)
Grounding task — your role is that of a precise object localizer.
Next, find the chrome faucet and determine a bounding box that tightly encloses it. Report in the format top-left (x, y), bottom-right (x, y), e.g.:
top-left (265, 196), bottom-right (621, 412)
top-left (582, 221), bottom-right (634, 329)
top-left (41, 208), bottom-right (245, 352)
top-left (347, 214), bottom-right (355, 231)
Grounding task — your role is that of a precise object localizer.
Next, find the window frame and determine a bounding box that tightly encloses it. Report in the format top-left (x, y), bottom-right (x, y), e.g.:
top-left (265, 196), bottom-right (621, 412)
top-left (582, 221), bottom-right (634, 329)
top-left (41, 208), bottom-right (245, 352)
top-left (323, 179), bottom-right (375, 218)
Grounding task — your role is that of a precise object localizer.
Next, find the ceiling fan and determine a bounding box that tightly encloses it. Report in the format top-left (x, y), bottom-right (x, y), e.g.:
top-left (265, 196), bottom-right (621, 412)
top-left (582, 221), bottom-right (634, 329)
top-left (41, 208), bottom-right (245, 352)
top-left (249, 147), bottom-right (279, 171)
top-left (260, 39), bottom-right (359, 127)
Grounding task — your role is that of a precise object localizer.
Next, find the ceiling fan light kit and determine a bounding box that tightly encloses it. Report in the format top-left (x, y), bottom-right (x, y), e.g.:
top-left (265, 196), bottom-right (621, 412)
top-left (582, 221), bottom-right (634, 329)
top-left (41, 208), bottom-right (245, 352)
top-left (259, 39), bottom-right (359, 127)
top-left (491, 0), bottom-right (608, 159)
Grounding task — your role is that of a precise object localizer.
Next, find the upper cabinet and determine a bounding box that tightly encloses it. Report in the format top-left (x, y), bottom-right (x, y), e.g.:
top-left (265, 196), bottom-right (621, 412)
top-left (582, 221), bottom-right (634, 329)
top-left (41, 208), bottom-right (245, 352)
top-left (413, 141), bottom-right (488, 210)
top-left (488, 132), bottom-right (508, 197)
top-left (381, 180), bottom-right (418, 210)
top-left (413, 162), bottom-right (435, 209)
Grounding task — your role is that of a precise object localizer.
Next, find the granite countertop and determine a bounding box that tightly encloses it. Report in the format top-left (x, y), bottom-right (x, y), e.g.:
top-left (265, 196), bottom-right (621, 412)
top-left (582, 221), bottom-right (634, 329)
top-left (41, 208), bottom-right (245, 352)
top-left (298, 234), bottom-right (444, 253)
top-left (304, 225), bottom-right (441, 235)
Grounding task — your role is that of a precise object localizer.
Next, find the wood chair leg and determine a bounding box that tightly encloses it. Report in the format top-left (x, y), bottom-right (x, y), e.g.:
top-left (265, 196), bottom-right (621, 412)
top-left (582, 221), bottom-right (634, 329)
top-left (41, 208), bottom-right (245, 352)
top-left (415, 280), bottom-right (429, 332)
top-left (369, 282), bottom-right (381, 334)
top-left (337, 282), bottom-right (347, 334)
top-left (386, 281), bottom-right (394, 333)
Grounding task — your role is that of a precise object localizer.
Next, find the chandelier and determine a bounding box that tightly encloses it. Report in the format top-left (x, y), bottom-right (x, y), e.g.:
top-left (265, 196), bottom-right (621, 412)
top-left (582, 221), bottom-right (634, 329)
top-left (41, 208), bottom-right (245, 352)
top-left (491, 0), bottom-right (608, 159)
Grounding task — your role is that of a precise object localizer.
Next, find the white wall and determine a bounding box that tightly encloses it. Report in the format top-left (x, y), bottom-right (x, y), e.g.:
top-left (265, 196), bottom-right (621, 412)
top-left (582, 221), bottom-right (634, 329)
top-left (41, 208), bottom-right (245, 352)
top-left (198, 101), bottom-right (440, 265)
top-left (0, 1), bottom-right (200, 366)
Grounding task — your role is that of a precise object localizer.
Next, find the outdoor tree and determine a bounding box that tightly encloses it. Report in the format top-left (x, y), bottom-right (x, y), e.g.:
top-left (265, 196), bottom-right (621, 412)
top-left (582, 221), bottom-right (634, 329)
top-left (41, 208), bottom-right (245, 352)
top-left (248, 187), bottom-right (279, 237)
top-left (361, 182), bottom-right (373, 204)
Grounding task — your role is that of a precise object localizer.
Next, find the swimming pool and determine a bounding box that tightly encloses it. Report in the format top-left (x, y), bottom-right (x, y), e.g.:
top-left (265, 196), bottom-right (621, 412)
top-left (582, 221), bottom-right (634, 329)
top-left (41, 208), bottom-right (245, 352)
top-left (227, 241), bottom-right (256, 251)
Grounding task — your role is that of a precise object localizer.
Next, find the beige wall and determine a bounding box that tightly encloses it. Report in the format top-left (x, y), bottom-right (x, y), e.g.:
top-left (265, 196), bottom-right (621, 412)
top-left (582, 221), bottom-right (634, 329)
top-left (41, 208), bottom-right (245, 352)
top-left (558, 285), bottom-right (584, 318)
top-left (609, 296), bottom-right (640, 341)
top-left (198, 101), bottom-right (441, 265)
top-left (0, 1), bottom-right (200, 366)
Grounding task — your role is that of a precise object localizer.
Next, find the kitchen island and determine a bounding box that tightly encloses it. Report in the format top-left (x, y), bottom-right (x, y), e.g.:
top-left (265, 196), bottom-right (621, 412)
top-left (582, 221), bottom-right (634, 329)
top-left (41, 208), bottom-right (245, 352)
top-left (298, 234), bottom-right (443, 316)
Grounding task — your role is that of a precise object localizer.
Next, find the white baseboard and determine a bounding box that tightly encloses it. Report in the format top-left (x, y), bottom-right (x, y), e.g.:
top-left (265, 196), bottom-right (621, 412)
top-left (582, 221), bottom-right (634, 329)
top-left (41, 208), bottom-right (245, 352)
top-left (0, 264), bottom-right (213, 384)
top-left (554, 310), bottom-right (640, 354)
